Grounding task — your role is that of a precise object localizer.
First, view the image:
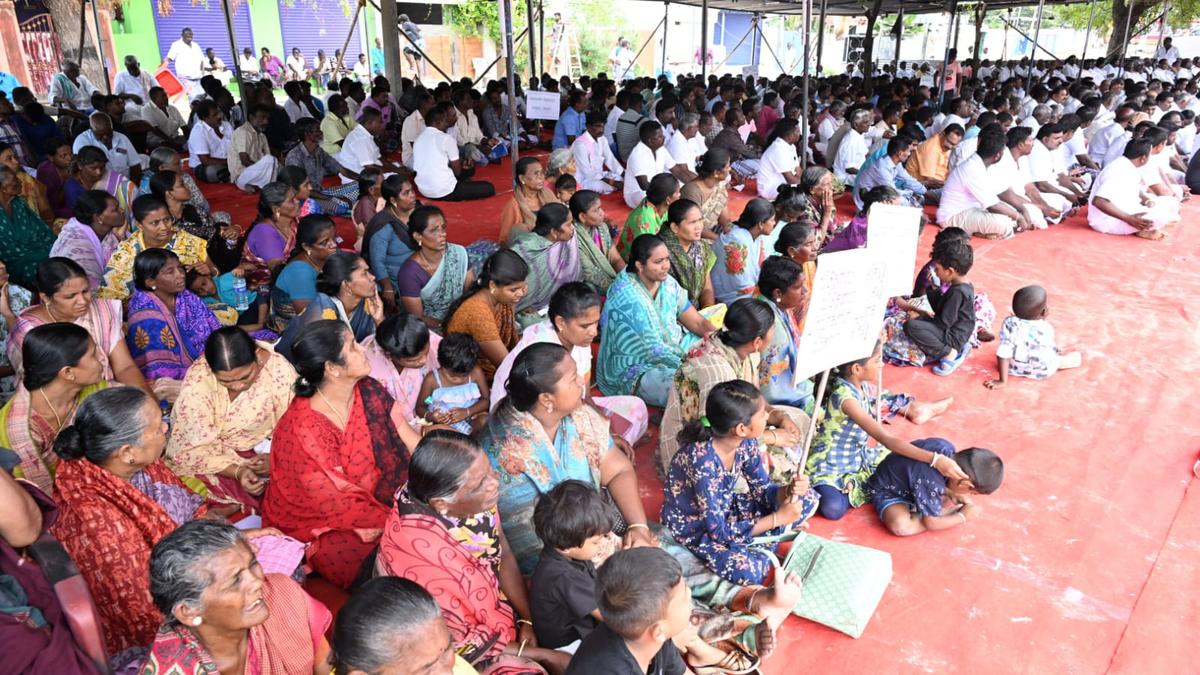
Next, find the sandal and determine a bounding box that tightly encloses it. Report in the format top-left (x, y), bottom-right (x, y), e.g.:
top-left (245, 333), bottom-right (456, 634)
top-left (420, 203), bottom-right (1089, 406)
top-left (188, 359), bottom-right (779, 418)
top-left (690, 643), bottom-right (761, 675)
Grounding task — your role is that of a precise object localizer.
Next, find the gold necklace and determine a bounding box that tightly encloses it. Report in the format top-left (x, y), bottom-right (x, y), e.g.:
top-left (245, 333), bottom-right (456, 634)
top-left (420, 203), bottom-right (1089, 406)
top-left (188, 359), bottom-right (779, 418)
top-left (38, 388), bottom-right (75, 431)
top-left (316, 389), bottom-right (348, 428)
top-left (45, 304), bottom-right (63, 322)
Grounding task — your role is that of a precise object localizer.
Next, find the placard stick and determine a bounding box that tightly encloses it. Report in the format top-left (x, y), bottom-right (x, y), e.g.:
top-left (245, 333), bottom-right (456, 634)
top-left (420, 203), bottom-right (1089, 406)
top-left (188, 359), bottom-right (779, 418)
top-left (876, 367), bottom-right (884, 425)
top-left (798, 368), bottom-right (831, 471)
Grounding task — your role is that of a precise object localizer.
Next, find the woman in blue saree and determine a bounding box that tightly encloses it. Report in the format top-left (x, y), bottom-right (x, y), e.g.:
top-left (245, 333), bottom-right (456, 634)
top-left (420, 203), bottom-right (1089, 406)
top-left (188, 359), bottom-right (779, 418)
top-left (478, 342), bottom-right (656, 574)
top-left (756, 255), bottom-right (814, 411)
top-left (125, 249), bottom-right (221, 405)
top-left (275, 251), bottom-right (383, 361)
top-left (596, 234), bottom-right (718, 407)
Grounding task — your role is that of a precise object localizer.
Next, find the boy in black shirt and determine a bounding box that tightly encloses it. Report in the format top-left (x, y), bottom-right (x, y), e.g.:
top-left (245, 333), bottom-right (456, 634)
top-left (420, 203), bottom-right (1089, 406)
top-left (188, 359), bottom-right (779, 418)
top-left (564, 547), bottom-right (692, 675)
top-left (904, 238), bottom-right (978, 376)
top-left (529, 480), bottom-right (613, 649)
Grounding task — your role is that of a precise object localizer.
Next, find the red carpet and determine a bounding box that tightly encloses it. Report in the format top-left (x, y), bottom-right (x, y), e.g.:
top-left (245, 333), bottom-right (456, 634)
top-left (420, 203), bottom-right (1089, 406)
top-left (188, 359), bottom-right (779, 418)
top-left (206, 155), bottom-right (1199, 672)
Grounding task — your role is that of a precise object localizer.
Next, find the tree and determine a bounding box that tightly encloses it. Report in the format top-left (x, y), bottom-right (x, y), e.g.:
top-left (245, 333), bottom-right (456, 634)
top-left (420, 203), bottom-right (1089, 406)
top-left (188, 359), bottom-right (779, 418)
top-left (1050, 0), bottom-right (1200, 60)
top-left (45, 0), bottom-right (107, 87)
top-left (860, 0), bottom-right (884, 94)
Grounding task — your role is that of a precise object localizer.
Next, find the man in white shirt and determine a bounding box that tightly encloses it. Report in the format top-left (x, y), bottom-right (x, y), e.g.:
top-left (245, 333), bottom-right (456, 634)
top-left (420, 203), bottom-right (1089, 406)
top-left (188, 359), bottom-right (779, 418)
top-left (1002, 127), bottom-right (1071, 229)
top-left (604, 91), bottom-right (627, 150)
top-left (572, 111), bottom-right (624, 194)
top-left (48, 61), bottom-right (98, 113)
top-left (815, 100), bottom-right (845, 155)
top-left (1154, 37), bottom-right (1181, 64)
top-left (412, 102), bottom-right (496, 201)
top-left (113, 56), bottom-right (156, 106)
top-left (139, 86), bottom-right (186, 149)
top-left (162, 27), bottom-right (205, 100)
top-left (401, 92), bottom-right (433, 169)
top-left (1089, 104), bottom-right (1135, 166)
top-left (452, 89), bottom-right (499, 165)
top-left (337, 108), bottom-right (385, 181)
top-left (1089, 138), bottom-right (1173, 239)
top-left (1028, 124), bottom-right (1086, 206)
top-left (287, 48), bottom-right (310, 81)
top-left (623, 120), bottom-right (676, 207)
top-left (239, 48), bottom-right (260, 81)
top-left (664, 112), bottom-right (701, 181)
top-left (936, 131), bottom-right (1027, 237)
top-left (832, 109), bottom-right (871, 183)
top-left (187, 99), bottom-right (232, 183)
top-left (72, 112), bottom-right (145, 179)
top-left (228, 105), bottom-right (278, 192)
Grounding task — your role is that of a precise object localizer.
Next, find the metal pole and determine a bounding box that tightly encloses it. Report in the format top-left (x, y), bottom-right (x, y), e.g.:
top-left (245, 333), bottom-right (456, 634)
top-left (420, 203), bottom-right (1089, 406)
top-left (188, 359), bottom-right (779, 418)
top-left (539, 0), bottom-right (545, 76)
top-left (751, 14), bottom-right (761, 69)
top-left (701, 0), bottom-right (709, 79)
top-left (815, 0), bottom-right (827, 74)
top-left (620, 16), bottom-right (667, 81)
top-left (1119, 1), bottom-right (1134, 76)
top-left (661, 2), bottom-right (670, 76)
top-left (377, 0), bottom-right (402, 89)
top-left (219, 0), bottom-right (247, 115)
top-left (525, 0), bottom-right (537, 84)
top-left (1025, 0), bottom-right (1045, 93)
top-left (953, 7), bottom-right (962, 53)
top-left (89, 0), bottom-right (112, 93)
top-left (801, 0), bottom-right (811, 170)
top-left (894, 9), bottom-right (902, 73)
top-left (1079, 0), bottom-right (1098, 82)
top-left (500, 0), bottom-right (521, 187)
top-left (938, 2), bottom-right (957, 108)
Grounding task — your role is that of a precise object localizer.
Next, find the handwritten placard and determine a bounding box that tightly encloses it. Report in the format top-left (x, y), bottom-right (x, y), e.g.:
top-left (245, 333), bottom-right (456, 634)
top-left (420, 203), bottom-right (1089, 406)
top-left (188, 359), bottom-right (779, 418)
top-left (866, 203), bottom-right (922, 297)
top-left (525, 90), bottom-right (561, 121)
top-left (793, 248), bottom-right (888, 382)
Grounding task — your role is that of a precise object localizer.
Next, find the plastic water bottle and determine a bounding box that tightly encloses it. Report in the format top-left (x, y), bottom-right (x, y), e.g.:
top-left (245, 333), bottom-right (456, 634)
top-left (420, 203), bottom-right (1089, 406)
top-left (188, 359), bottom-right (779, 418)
top-left (232, 275), bottom-right (250, 312)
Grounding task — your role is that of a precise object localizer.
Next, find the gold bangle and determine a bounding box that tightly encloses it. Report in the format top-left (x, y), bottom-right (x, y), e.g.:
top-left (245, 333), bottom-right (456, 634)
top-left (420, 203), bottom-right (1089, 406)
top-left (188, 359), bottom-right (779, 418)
top-left (626, 522), bottom-right (649, 531)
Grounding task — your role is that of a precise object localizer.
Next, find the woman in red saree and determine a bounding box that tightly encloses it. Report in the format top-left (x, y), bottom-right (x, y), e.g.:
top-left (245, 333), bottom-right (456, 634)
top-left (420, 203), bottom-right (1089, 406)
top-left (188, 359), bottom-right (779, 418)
top-left (141, 520), bottom-right (331, 675)
top-left (262, 319), bottom-right (421, 589)
top-left (376, 430), bottom-right (569, 675)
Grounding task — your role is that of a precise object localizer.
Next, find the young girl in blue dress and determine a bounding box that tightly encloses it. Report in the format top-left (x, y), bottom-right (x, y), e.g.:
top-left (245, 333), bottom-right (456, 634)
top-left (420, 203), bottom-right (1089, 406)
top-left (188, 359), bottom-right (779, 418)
top-left (662, 379), bottom-right (819, 586)
top-left (416, 332), bottom-right (490, 433)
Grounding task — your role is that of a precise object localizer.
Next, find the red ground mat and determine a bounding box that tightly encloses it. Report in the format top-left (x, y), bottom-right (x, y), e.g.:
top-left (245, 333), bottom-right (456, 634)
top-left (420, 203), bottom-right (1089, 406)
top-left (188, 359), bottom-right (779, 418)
top-left (209, 154), bottom-right (1198, 672)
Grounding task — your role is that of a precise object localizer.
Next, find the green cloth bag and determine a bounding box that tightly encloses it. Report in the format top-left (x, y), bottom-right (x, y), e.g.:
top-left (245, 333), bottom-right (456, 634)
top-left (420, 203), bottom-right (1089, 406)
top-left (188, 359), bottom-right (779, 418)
top-left (780, 532), bottom-right (892, 638)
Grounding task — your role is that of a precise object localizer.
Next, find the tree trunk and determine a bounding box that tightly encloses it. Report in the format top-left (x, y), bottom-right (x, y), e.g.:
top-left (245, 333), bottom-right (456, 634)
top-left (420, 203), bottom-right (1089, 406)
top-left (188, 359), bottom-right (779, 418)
top-left (973, 2), bottom-right (987, 60)
top-left (44, 0), bottom-right (105, 86)
top-left (1107, 0), bottom-right (1151, 63)
top-left (861, 0), bottom-right (884, 95)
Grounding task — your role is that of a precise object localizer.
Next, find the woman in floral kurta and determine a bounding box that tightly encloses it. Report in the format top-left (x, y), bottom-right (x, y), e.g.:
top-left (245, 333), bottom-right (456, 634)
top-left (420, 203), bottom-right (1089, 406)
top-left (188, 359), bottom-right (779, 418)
top-left (662, 435), bottom-right (818, 585)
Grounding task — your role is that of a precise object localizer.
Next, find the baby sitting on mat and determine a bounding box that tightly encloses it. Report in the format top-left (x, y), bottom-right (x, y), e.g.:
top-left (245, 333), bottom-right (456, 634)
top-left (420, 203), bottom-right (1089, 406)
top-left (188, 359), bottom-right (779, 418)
top-left (984, 284), bottom-right (1083, 389)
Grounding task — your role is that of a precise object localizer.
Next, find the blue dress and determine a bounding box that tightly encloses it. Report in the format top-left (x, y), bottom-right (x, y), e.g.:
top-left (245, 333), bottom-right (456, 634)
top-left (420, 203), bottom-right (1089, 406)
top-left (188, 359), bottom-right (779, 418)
top-left (661, 438), bottom-right (818, 585)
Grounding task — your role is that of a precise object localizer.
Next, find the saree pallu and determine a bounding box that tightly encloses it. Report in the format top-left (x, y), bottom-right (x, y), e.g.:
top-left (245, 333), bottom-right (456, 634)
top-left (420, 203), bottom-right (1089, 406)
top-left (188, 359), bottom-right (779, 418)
top-left (596, 271), bottom-right (689, 398)
top-left (126, 290), bottom-right (221, 383)
top-left (241, 222), bottom-right (294, 291)
top-left (166, 348), bottom-right (295, 515)
top-left (758, 294), bottom-right (814, 411)
top-left (661, 229), bottom-right (716, 308)
top-left (0, 382), bottom-right (107, 492)
top-left (261, 377), bottom-right (409, 589)
top-left (51, 459), bottom-right (208, 656)
top-left (711, 228), bottom-right (767, 304)
top-left (478, 404), bottom-right (609, 574)
top-left (98, 169), bottom-right (139, 229)
top-left (274, 292), bottom-right (376, 362)
top-left (139, 574), bottom-right (330, 675)
top-left (421, 243), bottom-right (469, 322)
top-left (511, 231), bottom-right (581, 329)
top-left (574, 222), bottom-right (617, 293)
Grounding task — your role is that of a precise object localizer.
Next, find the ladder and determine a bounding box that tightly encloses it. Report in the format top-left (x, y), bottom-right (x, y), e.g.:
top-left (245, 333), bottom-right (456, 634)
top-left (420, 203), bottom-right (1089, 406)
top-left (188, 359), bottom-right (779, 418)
top-left (550, 20), bottom-right (583, 78)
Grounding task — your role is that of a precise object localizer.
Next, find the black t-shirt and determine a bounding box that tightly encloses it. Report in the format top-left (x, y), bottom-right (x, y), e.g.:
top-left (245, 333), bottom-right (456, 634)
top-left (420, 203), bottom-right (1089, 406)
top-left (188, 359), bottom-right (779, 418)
top-left (530, 548), bottom-right (599, 648)
top-left (563, 623), bottom-right (686, 675)
top-left (926, 281), bottom-right (976, 352)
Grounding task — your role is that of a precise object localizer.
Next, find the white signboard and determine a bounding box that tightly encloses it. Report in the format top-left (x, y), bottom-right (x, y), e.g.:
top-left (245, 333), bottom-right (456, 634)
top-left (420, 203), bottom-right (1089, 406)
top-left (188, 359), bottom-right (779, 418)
top-left (525, 90), bottom-right (561, 121)
top-left (866, 203), bottom-right (923, 298)
top-left (792, 247), bottom-right (888, 382)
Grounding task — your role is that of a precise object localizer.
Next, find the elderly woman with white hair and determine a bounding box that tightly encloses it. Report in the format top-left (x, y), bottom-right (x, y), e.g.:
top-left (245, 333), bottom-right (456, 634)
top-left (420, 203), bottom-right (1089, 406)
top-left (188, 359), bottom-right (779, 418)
top-left (141, 520), bottom-right (333, 674)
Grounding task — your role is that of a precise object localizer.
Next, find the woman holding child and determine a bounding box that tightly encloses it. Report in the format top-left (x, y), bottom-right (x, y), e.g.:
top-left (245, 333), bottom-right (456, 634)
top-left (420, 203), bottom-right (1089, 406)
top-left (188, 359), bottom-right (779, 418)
top-left (377, 430), bottom-right (569, 674)
top-left (480, 343), bottom-right (657, 574)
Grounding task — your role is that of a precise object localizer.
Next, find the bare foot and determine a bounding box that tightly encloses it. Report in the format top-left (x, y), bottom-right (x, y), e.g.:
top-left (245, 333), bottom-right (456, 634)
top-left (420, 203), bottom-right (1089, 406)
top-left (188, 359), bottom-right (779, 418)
top-left (755, 621), bottom-right (777, 659)
top-left (906, 397), bottom-right (954, 424)
top-left (754, 571), bottom-right (802, 631)
top-left (1135, 229), bottom-right (1166, 240)
top-left (1058, 351), bottom-right (1083, 369)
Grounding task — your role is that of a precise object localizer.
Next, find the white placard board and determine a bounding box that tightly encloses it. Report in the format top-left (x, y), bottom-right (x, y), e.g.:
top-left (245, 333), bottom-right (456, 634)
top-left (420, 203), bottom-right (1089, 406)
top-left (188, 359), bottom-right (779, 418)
top-left (525, 90), bottom-right (561, 121)
top-left (792, 248), bottom-right (889, 382)
top-left (866, 203), bottom-right (922, 298)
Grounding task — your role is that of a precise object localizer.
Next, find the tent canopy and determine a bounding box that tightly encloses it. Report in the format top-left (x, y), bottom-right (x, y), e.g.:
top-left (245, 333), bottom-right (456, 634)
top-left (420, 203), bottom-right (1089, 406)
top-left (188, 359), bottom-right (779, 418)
top-left (654, 0), bottom-right (1093, 17)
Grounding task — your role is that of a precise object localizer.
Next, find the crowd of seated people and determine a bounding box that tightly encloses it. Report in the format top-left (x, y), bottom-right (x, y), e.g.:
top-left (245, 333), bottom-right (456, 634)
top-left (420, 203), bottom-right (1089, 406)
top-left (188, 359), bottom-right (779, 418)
top-left (2, 35), bottom-right (1193, 673)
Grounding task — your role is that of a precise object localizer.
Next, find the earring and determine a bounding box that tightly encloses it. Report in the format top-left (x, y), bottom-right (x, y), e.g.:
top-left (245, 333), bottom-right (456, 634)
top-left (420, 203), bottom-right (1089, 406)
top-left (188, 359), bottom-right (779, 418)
top-left (127, 458), bottom-right (135, 465)
top-left (191, 617), bottom-right (202, 626)
top-left (149, 285), bottom-right (156, 291)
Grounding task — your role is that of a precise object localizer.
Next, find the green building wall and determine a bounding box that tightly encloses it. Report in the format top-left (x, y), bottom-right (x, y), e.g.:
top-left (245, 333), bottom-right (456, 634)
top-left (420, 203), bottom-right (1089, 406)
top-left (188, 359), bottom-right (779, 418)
top-left (108, 0), bottom-right (160, 70)
top-left (249, 0), bottom-right (284, 59)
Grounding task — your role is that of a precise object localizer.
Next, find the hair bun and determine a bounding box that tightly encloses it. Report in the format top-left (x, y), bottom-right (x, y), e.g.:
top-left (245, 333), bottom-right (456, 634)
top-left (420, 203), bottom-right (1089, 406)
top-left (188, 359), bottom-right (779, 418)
top-left (52, 425), bottom-right (86, 461)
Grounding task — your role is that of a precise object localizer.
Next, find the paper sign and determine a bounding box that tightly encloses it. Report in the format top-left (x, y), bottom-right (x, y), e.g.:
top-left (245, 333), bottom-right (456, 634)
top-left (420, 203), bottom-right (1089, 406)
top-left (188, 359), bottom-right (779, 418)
top-left (792, 248), bottom-right (889, 382)
top-left (866, 203), bottom-right (922, 297)
top-left (525, 90), bottom-right (561, 121)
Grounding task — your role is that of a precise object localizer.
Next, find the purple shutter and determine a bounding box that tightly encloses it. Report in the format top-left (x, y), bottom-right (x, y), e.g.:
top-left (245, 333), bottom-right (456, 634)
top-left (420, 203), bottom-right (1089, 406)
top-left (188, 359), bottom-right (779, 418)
top-left (278, 0), bottom-right (364, 69)
top-left (154, 2), bottom-right (255, 72)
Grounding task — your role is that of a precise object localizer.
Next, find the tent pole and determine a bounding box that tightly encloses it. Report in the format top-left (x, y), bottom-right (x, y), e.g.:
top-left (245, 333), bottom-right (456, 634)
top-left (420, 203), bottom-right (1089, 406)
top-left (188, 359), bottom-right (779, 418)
top-left (661, 2), bottom-right (670, 76)
top-left (801, 0), bottom-right (811, 171)
top-left (815, 0), bottom-right (827, 75)
top-left (539, 0), bottom-right (545, 76)
top-left (751, 13), bottom-right (761, 69)
top-left (219, 0), bottom-right (246, 116)
top-left (500, 0), bottom-right (520, 187)
top-left (377, 0), bottom-right (402, 89)
top-left (1025, 0), bottom-right (1045, 93)
top-left (1079, 0), bottom-right (1097, 82)
top-left (757, 16), bottom-right (788, 75)
top-left (701, 0), bottom-right (709, 79)
top-left (894, 9), bottom-right (902, 72)
top-left (526, 0), bottom-right (537, 83)
top-left (938, 1), bottom-right (958, 108)
top-left (1119, 1), bottom-right (1134, 76)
